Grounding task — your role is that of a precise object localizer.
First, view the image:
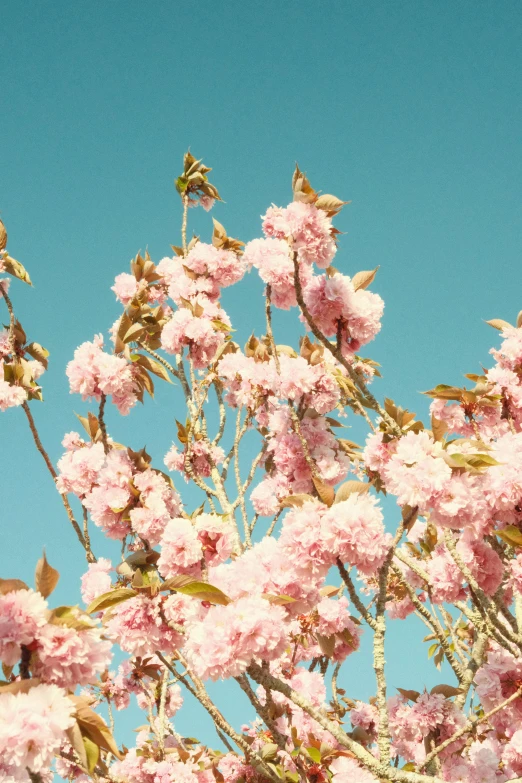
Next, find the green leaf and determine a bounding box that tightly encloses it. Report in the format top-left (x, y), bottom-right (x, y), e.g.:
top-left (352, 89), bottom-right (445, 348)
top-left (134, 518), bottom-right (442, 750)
top-left (84, 735), bottom-right (100, 774)
top-left (25, 342), bottom-right (49, 370)
top-left (305, 747), bottom-right (322, 764)
top-left (161, 575), bottom-right (230, 605)
top-left (497, 526), bottom-right (522, 547)
top-left (397, 688), bottom-right (420, 702)
top-left (48, 605), bottom-right (96, 631)
top-left (279, 494), bottom-right (315, 509)
top-left (0, 578), bottom-right (29, 595)
top-left (262, 593), bottom-right (297, 605)
top-left (431, 415), bottom-right (448, 442)
top-left (70, 695), bottom-right (122, 758)
top-left (86, 588), bottom-right (137, 614)
top-left (422, 384), bottom-right (463, 401)
top-left (428, 643), bottom-right (439, 659)
top-left (212, 319), bottom-right (234, 333)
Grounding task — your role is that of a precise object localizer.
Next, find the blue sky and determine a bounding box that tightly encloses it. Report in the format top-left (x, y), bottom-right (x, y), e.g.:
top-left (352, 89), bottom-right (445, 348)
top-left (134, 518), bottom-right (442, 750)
top-left (1, 0), bottom-right (522, 749)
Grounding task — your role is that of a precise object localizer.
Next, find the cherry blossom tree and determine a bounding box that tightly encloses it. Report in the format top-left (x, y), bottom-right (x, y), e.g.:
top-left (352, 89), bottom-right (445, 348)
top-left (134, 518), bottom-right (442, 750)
top-left (2, 151), bottom-right (522, 783)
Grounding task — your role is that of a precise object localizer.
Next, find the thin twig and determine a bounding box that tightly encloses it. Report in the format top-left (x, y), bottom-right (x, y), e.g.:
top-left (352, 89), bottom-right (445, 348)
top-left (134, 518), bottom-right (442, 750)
top-left (22, 401), bottom-right (94, 561)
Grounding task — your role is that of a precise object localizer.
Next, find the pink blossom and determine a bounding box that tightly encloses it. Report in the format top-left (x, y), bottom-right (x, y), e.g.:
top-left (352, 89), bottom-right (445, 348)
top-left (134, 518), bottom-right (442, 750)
top-left (56, 441), bottom-right (106, 497)
top-left (456, 535), bottom-right (504, 596)
top-left (314, 596), bottom-right (362, 661)
top-left (485, 432), bottom-right (522, 524)
top-left (210, 535), bottom-right (324, 614)
top-left (157, 517), bottom-right (203, 578)
top-left (33, 624), bottom-right (112, 688)
top-left (302, 273), bottom-right (384, 353)
top-left (80, 558), bottom-right (112, 605)
top-left (105, 594), bottom-right (182, 657)
top-left (510, 554), bottom-right (522, 593)
top-left (165, 682), bottom-right (183, 717)
top-left (351, 701), bottom-right (379, 734)
top-left (383, 430), bottom-right (452, 509)
top-left (0, 375), bottom-right (27, 411)
top-left (322, 493), bottom-right (392, 576)
top-left (243, 237), bottom-right (313, 309)
top-left (425, 544), bottom-right (465, 604)
top-left (184, 594), bottom-right (288, 680)
top-left (183, 242), bottom-right (247, 290)
top-left (164, 440), bottom-right (225, 480)
top-left (262, 202), bottom-right (336, 269)
top-left (194, 513), bottom-right (234, 566)
top-left (161, 303), bottom-right (228, 370)
top-left (278, 500), bottom-right (332, 574)
top-left (0, 683), bottom-right (75, 777)
top-left (66, 334), bottom-right (138, 414)
top-left (200, 195), bottom-right (215, 211)
top-left (329, 757), bottom-right (378, 783)
top-left (129, 468), bottom-right (182, 546)
top-left (112, 272), bottom-right (138, 306)
top-left (0, 589), bottom-right (48, 666)
top-left (251, 475), bottom-right (283, 516)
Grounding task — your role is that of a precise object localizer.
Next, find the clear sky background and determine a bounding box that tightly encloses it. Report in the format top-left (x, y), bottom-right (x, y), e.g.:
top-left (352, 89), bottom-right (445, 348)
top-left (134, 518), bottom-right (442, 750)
top-left (2, 0), bottom-right (522, 750)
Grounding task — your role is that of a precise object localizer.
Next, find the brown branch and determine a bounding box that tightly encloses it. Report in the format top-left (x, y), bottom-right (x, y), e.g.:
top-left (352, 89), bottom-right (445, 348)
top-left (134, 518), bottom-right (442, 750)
top-left (337, 558), bottom-right (377, 630)
top-left (22, 401), bottom-right (94, 561)
top-left (98, 393), bottom-right (109, 454)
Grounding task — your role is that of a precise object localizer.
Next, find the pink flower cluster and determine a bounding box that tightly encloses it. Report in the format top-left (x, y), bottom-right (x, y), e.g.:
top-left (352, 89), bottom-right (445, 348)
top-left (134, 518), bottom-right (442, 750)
top-left (164, 439), bottom-right (225, 481)
top-left (217, 351), bottom-right (340, 417)
top-left (303, 273), bottom-right (384, 356)
top-left (0, 588), bottom-right (48, 666)
top-left (161, 300), bottom-right (230, 370)
top-left (104, 594), bottom-right (183, 657)
top-left (185, 595), bottom-right (288, 680)
top-left (262, 201), bottom-right (336, 268)
top-left (0, 368), bottom-right (27, 411)
top-left (57, 440), bottom-right (182, 543)
top-left (278, 494), bottom-right (391, 577)
top-left (0, 585), bottom-right (112, 691)
top-left (33, 623), bottom-right (112, 689)
top-left (210, 535), bottom-right (324, 613)
top-left (0, 683), bottom-right (75, 781)
top-left (154, 241), bottom-right (246, 369)
top-left (66, 334), bottom-right (139, 414)
top-left (80, 557), bottom-right (113, 605)
top-left (251, 407), bottom-right (350, 515)
top-left (389, 692), bottom-right (466, 764)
